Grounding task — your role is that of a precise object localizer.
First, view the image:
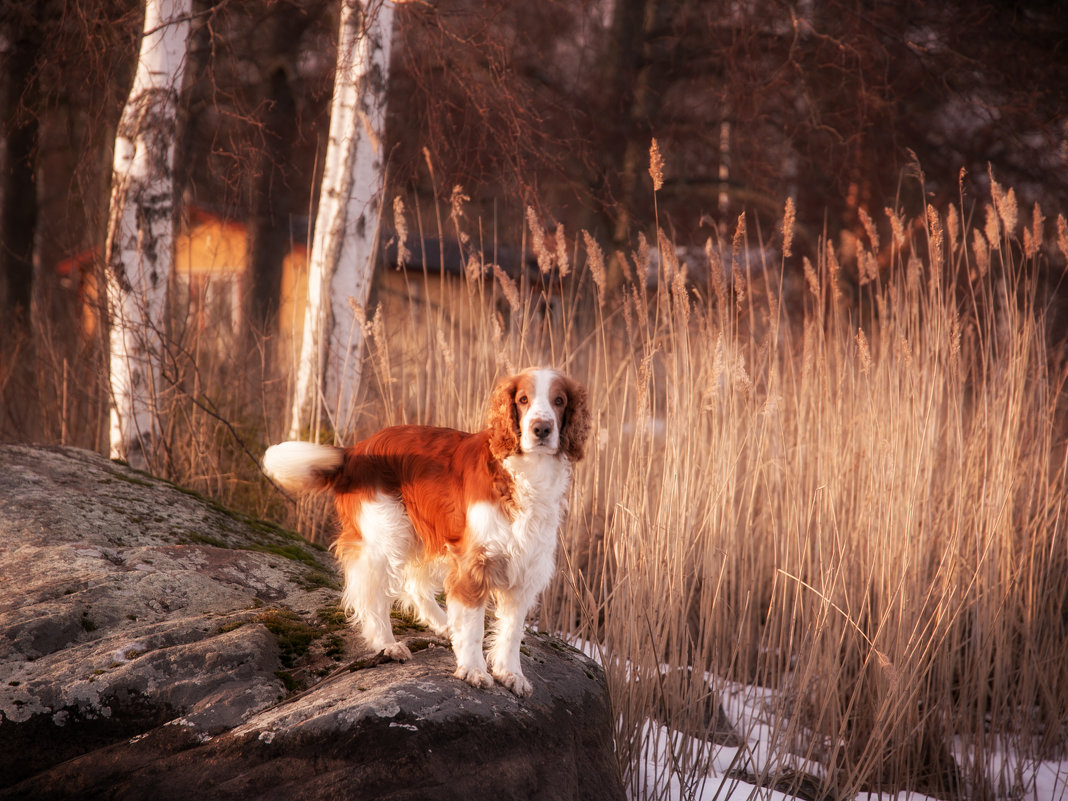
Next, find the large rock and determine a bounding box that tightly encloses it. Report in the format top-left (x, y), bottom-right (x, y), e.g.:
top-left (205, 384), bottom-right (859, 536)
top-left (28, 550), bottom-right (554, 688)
top-left (0, 445), bottom-right (624, 800)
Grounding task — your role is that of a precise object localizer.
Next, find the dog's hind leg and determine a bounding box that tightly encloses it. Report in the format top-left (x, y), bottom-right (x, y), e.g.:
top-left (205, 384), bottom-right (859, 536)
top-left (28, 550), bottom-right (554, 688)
top-left (339, 496), bottom-right (417, 662)
top-left (340, 551), bottom-right (411, 662)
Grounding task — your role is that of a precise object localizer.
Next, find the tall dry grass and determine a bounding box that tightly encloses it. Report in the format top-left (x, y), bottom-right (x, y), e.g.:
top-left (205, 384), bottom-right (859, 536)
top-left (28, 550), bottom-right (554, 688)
top-left (3, 172), bottom-right (1065, 800)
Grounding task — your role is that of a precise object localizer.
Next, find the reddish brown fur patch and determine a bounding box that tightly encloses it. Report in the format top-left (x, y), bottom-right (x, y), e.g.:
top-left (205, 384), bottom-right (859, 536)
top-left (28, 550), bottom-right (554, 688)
top-left (487, 376), bottom-right (521, 460)
top-left (444, 546), bottom-right (510, 608)
top-left (554, 374), bottom-right (591, 461)
top-left (331, 494), bottom-right (368, 565)
top-left (326, 425), bottom-right (516, 559)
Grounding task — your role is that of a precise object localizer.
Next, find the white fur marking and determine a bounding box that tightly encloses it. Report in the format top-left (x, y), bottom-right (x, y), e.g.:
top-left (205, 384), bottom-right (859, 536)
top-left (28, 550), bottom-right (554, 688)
top-left (519, 369), bottom-right (562, 453)
top-left (262, 441), bottom-right (342, 492)
top-left (462, 448), bottom-right (572, 696)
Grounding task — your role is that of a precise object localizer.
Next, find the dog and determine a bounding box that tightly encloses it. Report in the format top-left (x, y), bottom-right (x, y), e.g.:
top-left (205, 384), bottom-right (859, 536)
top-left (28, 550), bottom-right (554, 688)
top-left (263, 368), bottom-right (590, 696)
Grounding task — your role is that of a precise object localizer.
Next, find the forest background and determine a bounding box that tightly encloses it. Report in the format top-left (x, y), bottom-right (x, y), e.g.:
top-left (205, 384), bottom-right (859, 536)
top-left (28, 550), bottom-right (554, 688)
top-left (2, 1), bottom-right (1068, 799)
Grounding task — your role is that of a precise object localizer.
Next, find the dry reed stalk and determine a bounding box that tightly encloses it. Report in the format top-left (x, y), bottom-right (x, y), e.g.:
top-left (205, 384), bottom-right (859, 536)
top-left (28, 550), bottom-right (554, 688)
top-left (555, 223), bottom-right (570, 278)
top-left (985, 202), bottom-right (1001, 251)
top-left (583, 230), bottom-right (607, 309)
top-left (393, 195), bottom-right (410, 268)
top-left (648, 138), bottom-right (664, 192)
top-left (947, 203), bottom-right (961, 257)
top-left (782, 197), bottom-right (796, 259)
top-left (526, 205), bottom-right (552, 275)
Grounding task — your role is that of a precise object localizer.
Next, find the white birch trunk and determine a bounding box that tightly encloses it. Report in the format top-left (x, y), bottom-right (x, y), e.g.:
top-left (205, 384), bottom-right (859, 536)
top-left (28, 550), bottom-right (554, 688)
top-left (105, 0), bottom-right (190, 469)
top-left (288, 0), bottom-right (394, 441)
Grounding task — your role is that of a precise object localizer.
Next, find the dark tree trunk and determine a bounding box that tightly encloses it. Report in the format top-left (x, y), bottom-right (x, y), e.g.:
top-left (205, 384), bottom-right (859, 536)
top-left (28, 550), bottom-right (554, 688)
top-left (245, 66), bottom-right (298, 351)
top-left (0, 18), bottom-right (41, 328)
top-left (596, 0), bottom-right (673, 278)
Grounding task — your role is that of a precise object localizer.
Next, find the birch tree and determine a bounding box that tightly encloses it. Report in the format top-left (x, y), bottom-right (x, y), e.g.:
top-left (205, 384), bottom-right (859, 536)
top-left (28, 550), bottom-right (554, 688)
top-left (105, 0), bottom-right (190, 469)
top-left (288, 0), bottom-right (394, 441)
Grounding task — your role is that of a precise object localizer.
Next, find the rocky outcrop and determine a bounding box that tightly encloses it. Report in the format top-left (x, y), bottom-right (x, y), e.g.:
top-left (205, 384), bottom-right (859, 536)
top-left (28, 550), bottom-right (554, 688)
top-left (0, 445), bottom-right (624, 800)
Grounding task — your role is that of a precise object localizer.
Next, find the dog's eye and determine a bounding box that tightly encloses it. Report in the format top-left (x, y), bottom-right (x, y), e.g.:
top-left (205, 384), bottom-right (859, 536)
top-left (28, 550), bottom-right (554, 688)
top-left (554, 396), bottom-right (565, 406)
top-left (517, 395), bottom-right (528, 406)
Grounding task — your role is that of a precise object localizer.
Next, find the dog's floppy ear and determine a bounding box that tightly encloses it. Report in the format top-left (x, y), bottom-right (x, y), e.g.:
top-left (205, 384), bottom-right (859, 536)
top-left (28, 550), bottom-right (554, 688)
top-left (487, 375), bottom-right (521, 460)
top-left (559, 377), bottom-right (591, 462)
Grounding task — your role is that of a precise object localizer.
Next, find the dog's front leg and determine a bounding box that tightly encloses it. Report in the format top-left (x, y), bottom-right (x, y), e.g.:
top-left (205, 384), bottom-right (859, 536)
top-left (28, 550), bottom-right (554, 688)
top-left (447, 600), bottom-right (493, 688)
top-left (487, 589), bottom-right (533, 697)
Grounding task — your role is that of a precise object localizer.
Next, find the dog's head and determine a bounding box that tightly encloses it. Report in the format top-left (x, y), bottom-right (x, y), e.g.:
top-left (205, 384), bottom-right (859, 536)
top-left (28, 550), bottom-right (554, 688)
top-left (487, 368), bottom-right (591, 461)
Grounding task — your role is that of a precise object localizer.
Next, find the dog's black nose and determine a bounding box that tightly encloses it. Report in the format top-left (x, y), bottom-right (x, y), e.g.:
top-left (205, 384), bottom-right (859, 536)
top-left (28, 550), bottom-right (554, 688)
top-left (532, 419), bottom-right (554, 440)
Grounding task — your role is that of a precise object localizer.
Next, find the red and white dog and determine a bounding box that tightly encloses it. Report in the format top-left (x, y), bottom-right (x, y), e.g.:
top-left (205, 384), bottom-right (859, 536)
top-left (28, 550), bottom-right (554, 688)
top-left (263, 368), bottom-right (590, 696)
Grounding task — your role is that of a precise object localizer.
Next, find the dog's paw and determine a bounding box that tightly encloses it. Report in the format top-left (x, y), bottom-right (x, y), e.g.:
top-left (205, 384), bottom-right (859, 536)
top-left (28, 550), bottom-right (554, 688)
top-left (493, 669), bottom-right (533, 698)
top-left (454, 664), bottom-right (494, 689)
top-left (381, 642), bottom-right (412, 662)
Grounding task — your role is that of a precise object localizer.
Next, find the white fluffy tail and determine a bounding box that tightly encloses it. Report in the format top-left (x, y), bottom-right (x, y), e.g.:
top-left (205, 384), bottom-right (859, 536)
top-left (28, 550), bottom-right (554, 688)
top-left (262, 441), bottom-right (344, 493)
